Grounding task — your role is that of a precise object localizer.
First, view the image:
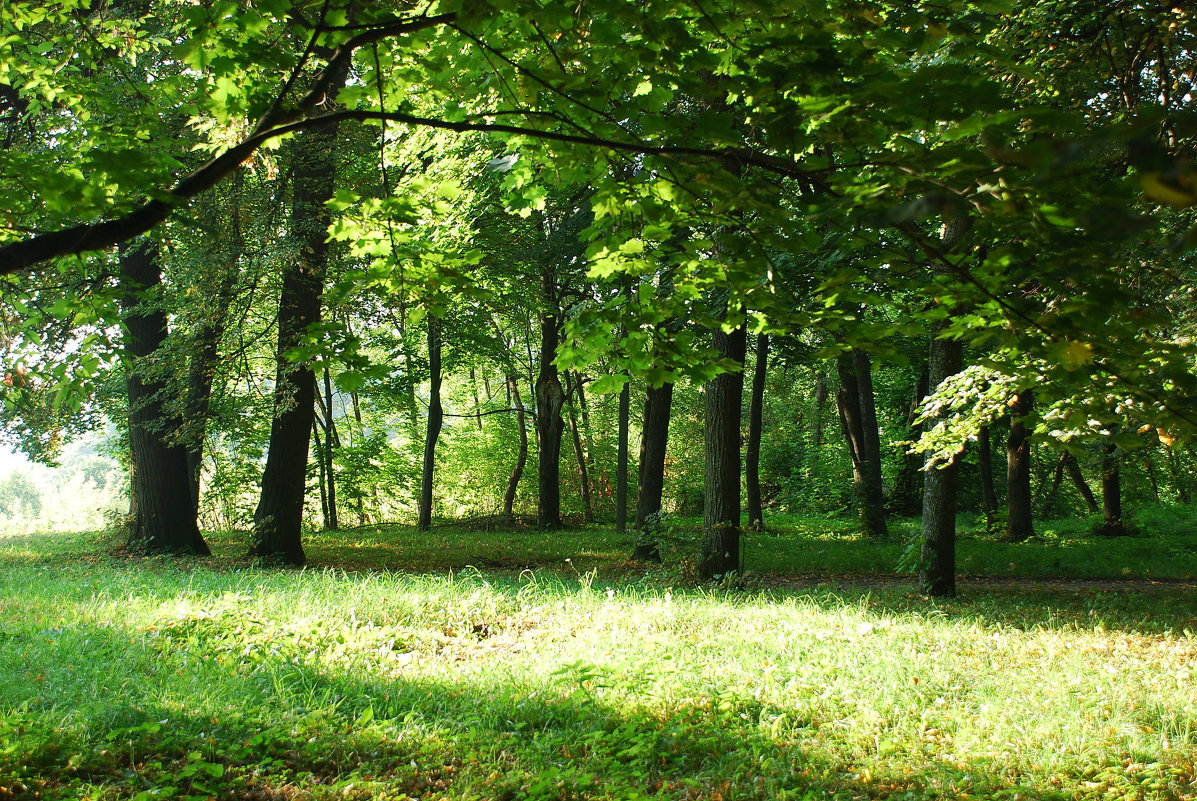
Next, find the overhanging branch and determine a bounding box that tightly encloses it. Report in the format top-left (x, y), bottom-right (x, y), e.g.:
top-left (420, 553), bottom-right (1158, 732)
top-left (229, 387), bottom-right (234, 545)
top-left (0, 101), bottom-right (826, 275)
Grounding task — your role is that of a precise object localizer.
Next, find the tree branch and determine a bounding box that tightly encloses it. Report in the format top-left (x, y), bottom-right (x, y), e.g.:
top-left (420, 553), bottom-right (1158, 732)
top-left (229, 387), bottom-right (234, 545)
top-left (0, 102), bottom-right (825, 275)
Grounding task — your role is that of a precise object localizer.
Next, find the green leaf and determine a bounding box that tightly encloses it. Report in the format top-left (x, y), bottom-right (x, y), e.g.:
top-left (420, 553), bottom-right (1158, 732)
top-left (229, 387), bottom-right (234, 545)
top-left (588, 374), bottom-right (629, 395)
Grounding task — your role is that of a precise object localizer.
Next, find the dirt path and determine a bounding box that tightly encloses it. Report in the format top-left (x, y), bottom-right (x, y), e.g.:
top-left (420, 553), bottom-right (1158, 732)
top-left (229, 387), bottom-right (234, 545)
top-left (755, 574), bottom-right (1197, 593)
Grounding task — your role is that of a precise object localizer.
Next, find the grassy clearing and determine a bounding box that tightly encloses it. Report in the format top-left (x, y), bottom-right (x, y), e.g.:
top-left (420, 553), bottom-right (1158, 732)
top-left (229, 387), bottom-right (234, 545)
top-left (1, 521), bottom-right (1195, 800)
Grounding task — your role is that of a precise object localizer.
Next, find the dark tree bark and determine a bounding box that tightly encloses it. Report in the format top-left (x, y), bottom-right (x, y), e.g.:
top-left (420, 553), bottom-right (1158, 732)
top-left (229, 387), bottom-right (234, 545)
top-left (632, 381), bottom-right (674, 562)
top-left (919, 218), bottom-right (968, 597)
top-left (1099, 439), bottom-right (1129, 535)
top-left (1004, 390), bottom-right (1035, 543)
top-left (252, 110), bottom-right (343, 565)
top-left (503, 374), bottom-right (529, 522)
top-left (837, 349), bottom-right (888, 539)
top-left (535, 279), bottom-right (566, 530)
top-left (700, 326), bottom-right (747, 580)
top-left (890, 368), bottom-right (929, 517)
top-left (919, 331), bottom-right (963, 597)
top-left (978, 425), bottom-right (999, 531)
top-left (745, 333), bottom-right (769, 531)
top-left (564, 371), bottom-right (593, 523)
top-left (120, 239), bottom-right (210, 555)
top-left (615, 376), bottom-right (630, 534)
top-left (417, 317), bottom-right (443, 532)
top-left (1042, 450), bottom-right (1097, 514)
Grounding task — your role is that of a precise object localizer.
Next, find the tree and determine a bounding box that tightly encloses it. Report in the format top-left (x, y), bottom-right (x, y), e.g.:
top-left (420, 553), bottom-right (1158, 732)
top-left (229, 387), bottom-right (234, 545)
top-left (837, 349), bottom-right (888, 539)
top-left (1004, 390), bottom-right (1035, 543)
top-left (252, 109), bottom-right (346, 564)
top-left (744, 333), bottom-right (769, 531)
top-left (120, 240), bottom-right (210, 555)
top-left (700, 324), bottom-right (746, 580)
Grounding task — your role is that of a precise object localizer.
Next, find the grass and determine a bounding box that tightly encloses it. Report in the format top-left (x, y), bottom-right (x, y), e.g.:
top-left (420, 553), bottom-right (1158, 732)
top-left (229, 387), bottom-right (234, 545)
top-left (0, 513), bottom-right (1195, 800)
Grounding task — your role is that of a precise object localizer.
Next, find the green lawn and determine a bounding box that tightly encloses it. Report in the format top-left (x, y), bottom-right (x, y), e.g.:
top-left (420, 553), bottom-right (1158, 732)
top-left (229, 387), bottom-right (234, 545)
top-left (1, 518), bottom-right (1194, 800)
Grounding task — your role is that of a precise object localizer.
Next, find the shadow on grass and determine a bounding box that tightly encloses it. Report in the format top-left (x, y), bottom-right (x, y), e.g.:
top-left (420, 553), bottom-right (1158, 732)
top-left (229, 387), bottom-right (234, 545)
top-left (0, 614), bottom-right (1128, 801)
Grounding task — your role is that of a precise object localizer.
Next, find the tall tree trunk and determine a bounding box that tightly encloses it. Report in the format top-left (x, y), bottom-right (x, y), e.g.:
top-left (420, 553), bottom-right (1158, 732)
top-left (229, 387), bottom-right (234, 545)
top-left (1064, 452), bottom-right (1099, 513)
top-left (632, 381), bottom-right (673, 562)
top-left (321, 366), bottom-right (339, 530)
top-left (252, 106), bottom-right (344, 565)
top-left (564, 371), bottom-right (593, 523)
top-left (920, 218), bottom-right (968, 597)
top-left (919, 330), bottom-right (962, 597)
top-left (312, 419), bottom-right (330, 528)
top-left (504, 374), bottom-right (529, 522)
top-left (837, 350), bottom-right (888, 538)
top-left (745, 333), bottom-right (769, 531)
top-left (121, 239), bottom-right (210, 555)
top-left (535, 281), bottom-right (566, 530)
top-left (978, 425), bottom-right (999, 531)
top-left (700, 326), bottom-right (746, 580)
top-left (889, 368), bottom-right (928, 517)
top-left (615, 376), bottom-right (630, 534)
top-left (417, 317), bottom-right (443, 532)
top-left (1099, 438), bottom-right (1128, 535)
top-left (812, 370), bottom-right (828, 450)
top-left (1004, 390), bottom-right (1035, 542)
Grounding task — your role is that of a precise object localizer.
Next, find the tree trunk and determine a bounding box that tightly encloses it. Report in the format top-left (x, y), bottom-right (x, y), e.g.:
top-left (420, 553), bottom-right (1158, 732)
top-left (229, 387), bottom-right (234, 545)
top-left (633, 381), bottom-right (673, 562)
top-left (252, 107), bottom-right (344, 565)
top-left (1099, 439), bottom-right (1129, 535)
top-left (615, 376), bottom-right (630, 534)
top-left (919, 331), bottom-right (962, 597)
top-left (837, 350), bottom-right (888, 538)
top-left (120, 239), bottom-right (210, 555)
top-left (1004, 390), bottom-right (1034, 543)
top-left (1064, 452), bottom-right (1099, 513)
top-left (503, 374), bottom-right (529, 522)
top-left (812, 370), bottom-right (828, 450)
top-left (564, 371), bottom-right (593, 523)
top-left (978, 425), bottom-right (998, 531)
top-left (535, 283), bottom-right (566, 530)
top-left (312, 419), bottom-right (330, 528)
top-left (417, 316), bottom-right (443, 532)
top-left (321, 366), bottom-right (339, 530)
top-left (700, 326), bottom-right (746, 579)
top-left (745, 333), bottom-right (769, 531)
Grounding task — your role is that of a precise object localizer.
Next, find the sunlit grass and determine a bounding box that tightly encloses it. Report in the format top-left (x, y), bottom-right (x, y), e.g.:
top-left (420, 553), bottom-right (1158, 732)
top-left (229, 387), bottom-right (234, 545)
top-left (1, 525), bottom-right (1195, 799)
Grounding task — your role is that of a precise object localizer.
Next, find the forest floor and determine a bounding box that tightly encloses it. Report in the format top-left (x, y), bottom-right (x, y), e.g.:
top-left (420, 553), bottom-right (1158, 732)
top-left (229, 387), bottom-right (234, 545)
top-left (1, 513), bottom-right (1195, 800)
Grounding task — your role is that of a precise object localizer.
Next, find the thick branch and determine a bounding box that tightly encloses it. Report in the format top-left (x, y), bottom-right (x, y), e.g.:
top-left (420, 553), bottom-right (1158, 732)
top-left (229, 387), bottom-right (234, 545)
top-left (0, 103), bottom-right (823, 275)
top-left (0, 12), bottom-right (456, 275)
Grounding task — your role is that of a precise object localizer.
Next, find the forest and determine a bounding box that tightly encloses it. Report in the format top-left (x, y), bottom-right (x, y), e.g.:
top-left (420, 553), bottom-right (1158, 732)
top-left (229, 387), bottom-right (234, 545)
top-left (1, 1), bottom-right (1196, 799)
